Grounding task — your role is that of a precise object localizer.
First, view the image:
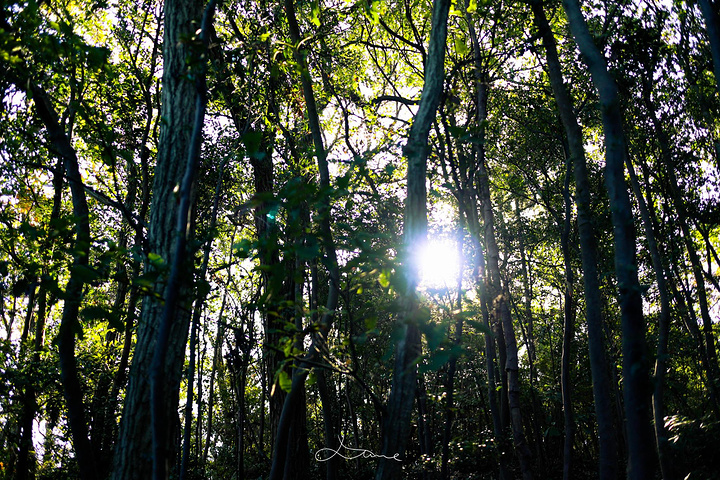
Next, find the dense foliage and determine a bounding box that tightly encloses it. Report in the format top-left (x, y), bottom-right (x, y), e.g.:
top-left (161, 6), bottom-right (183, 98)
top-left (1, 0), bottom-right (719, 478)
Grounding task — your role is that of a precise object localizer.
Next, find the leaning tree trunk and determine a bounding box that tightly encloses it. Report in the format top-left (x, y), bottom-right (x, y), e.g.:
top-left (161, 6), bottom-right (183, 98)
top-left (374, 0), bottom-right (450, 478)
top-left (562, 0), bottom-right (657, 477)
top-left (528, 1), bottom-right (619, 477)
top-left (28, 84), bottom-right (97, 480)
top-left (111, 0), bottom-right (207, 477)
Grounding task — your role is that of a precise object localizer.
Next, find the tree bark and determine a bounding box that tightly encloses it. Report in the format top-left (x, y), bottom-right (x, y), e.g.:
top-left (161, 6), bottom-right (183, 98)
top-left (112, 0), bottom-right (206, 477)
top-left (375, 0), bottom-right (450, 478)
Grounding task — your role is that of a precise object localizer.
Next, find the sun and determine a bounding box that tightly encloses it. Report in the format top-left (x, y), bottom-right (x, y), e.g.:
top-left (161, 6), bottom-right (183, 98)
top-left (417, 238), bottom-right (461, 290)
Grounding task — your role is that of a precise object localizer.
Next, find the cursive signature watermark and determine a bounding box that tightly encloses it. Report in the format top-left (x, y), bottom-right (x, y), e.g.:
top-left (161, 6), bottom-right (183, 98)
top-left (315, 436), bottom-right (401, 462)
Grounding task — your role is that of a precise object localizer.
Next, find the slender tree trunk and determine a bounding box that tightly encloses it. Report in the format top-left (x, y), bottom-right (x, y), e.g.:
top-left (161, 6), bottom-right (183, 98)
top-left (441, 230), bottom-right (464, 480)
top-left (562, 1), bottom-right (657, 477)
top-left (463, 13), bottom-right (510, 477)
top-left (515, 204), bottom-right (546, 474)
top-left (697, 0), bottom-right (720, 96)
top-left (28, 84), bottom-right (97, 480)
top-left (473, 86), bottom-right (533, 477)
top-left (528, 2), bottom-right (620, 477)
top-left (374, 1), bottom-right (450, 478)
top-left (560, 154), bottom-right (576, 480)
top-left (626, 157), bottom-right (676, 479)
top-left (268, 0), bottom-right (341, 477)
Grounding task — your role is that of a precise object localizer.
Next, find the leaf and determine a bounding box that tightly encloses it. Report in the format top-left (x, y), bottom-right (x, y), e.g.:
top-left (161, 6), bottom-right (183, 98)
top-left (378, 270), bottom-right (390, 288)
top-left (278, 370), bottom-right (292, 393)
top-left (310, 0), bottom-right (321, 26)
top-left (71, 264), bottom-right (101, 284)
top-left (147, 252), bottom-right (165, 268)
top-left (421, 348), bottom-right (452, 372)
top-left (466, 319), bottom-right (491, 335)
top-left (241, 131), bottom-right (264, 160)
top-left (232, 239), bottom-right (253, 258)
top-left (455, 37), bottom-right (469, 56)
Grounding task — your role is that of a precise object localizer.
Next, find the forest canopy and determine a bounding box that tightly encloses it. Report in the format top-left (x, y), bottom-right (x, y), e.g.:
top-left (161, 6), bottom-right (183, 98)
top-left (1, 0), bottom-right (720, 479)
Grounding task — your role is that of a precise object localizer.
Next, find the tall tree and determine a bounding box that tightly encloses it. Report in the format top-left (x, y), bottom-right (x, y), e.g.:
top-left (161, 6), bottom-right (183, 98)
top-left (562, 0), bottom-right (657, 477)
top-left (112, 0), bottom-right (207, 477)
top-left (374, 0), bottom-right (450, 478)
top-left (528, 1), bottom-right (619, 477)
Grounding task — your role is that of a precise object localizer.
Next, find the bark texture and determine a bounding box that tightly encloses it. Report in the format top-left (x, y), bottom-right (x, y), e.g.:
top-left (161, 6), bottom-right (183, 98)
top-left (112, 0), bottom-right (204, 477)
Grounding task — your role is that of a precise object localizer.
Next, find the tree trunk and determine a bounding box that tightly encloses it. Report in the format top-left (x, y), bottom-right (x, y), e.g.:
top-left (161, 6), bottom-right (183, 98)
top-left (463, 11), bottom-right (511, 477)
top-left (697, 0), bottom-right (720, 96)
top-left (28, 84), bottom-right (97, 480)
top-left (112, 0), bottom-right (206, 477)
top-left (268, 0), bottom-right (341, 477)
top-left (626, 156), bottom-right (676, 479)
top-left (374, 1), bottom-right (450, 478)
top-left (562, 0), bottom-right (657, 477)
top-left (560, 154), bottom-right (576, 480)
top-left (528, 2), bottom-right (620, 477)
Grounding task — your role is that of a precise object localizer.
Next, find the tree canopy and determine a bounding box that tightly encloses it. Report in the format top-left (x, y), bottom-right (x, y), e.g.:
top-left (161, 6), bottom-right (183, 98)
top-left (1, 0), bottom-right (720, 479)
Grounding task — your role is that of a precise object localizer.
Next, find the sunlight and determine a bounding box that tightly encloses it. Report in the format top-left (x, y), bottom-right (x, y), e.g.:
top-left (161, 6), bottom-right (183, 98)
top-left (417, 238), bottom-right (461, 290)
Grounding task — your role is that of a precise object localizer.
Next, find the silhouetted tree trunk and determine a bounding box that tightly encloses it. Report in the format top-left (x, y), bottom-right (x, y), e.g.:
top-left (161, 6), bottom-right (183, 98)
top-left (268, 0), bottom-right (341, 477)
top-left (697, 0), bottom-right (720, 96)
top-left (560, 154), bottom-right (576, 480)
top-left (29, 83), bottom-right (97, 480)
top-left (374, 0), bottom-right (450, 478)
top-left (529, 2), bottom-right (620, 477)
top-left (562, 0), bottom-right (657, 477)
top-left (464, 11), bottom-right (511, 478)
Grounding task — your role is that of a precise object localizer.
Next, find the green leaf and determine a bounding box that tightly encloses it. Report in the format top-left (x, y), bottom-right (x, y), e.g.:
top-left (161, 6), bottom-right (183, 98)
top-left (364, 316), bottom-right (378, 331)
top-left (422, 348), bottom-right (452, 372)
top-left (378, 270), bottom-right (390, 288)
top-left (71, 264), bottom-right (101, 283)
top-left (307, 371), bottom-right (317, 387)
top-left (455, 37), bottom-right (469, 56)
top-left (278, 370), bottom-right (292, 393)
top-left (310, 0), bottom-right (321, 26)
top-left (232, 239), bottom-right (253, 258)
top-left (466, 319), bottom-right (491, 335)
top-left (241, 131), bottom-right (264, 160)
top-left (147, 252), bottom-right (165, 268)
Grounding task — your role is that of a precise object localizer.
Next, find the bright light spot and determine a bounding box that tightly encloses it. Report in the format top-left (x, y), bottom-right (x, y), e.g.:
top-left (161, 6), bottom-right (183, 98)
top-left (418, 238), bottom-right (460, 289)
